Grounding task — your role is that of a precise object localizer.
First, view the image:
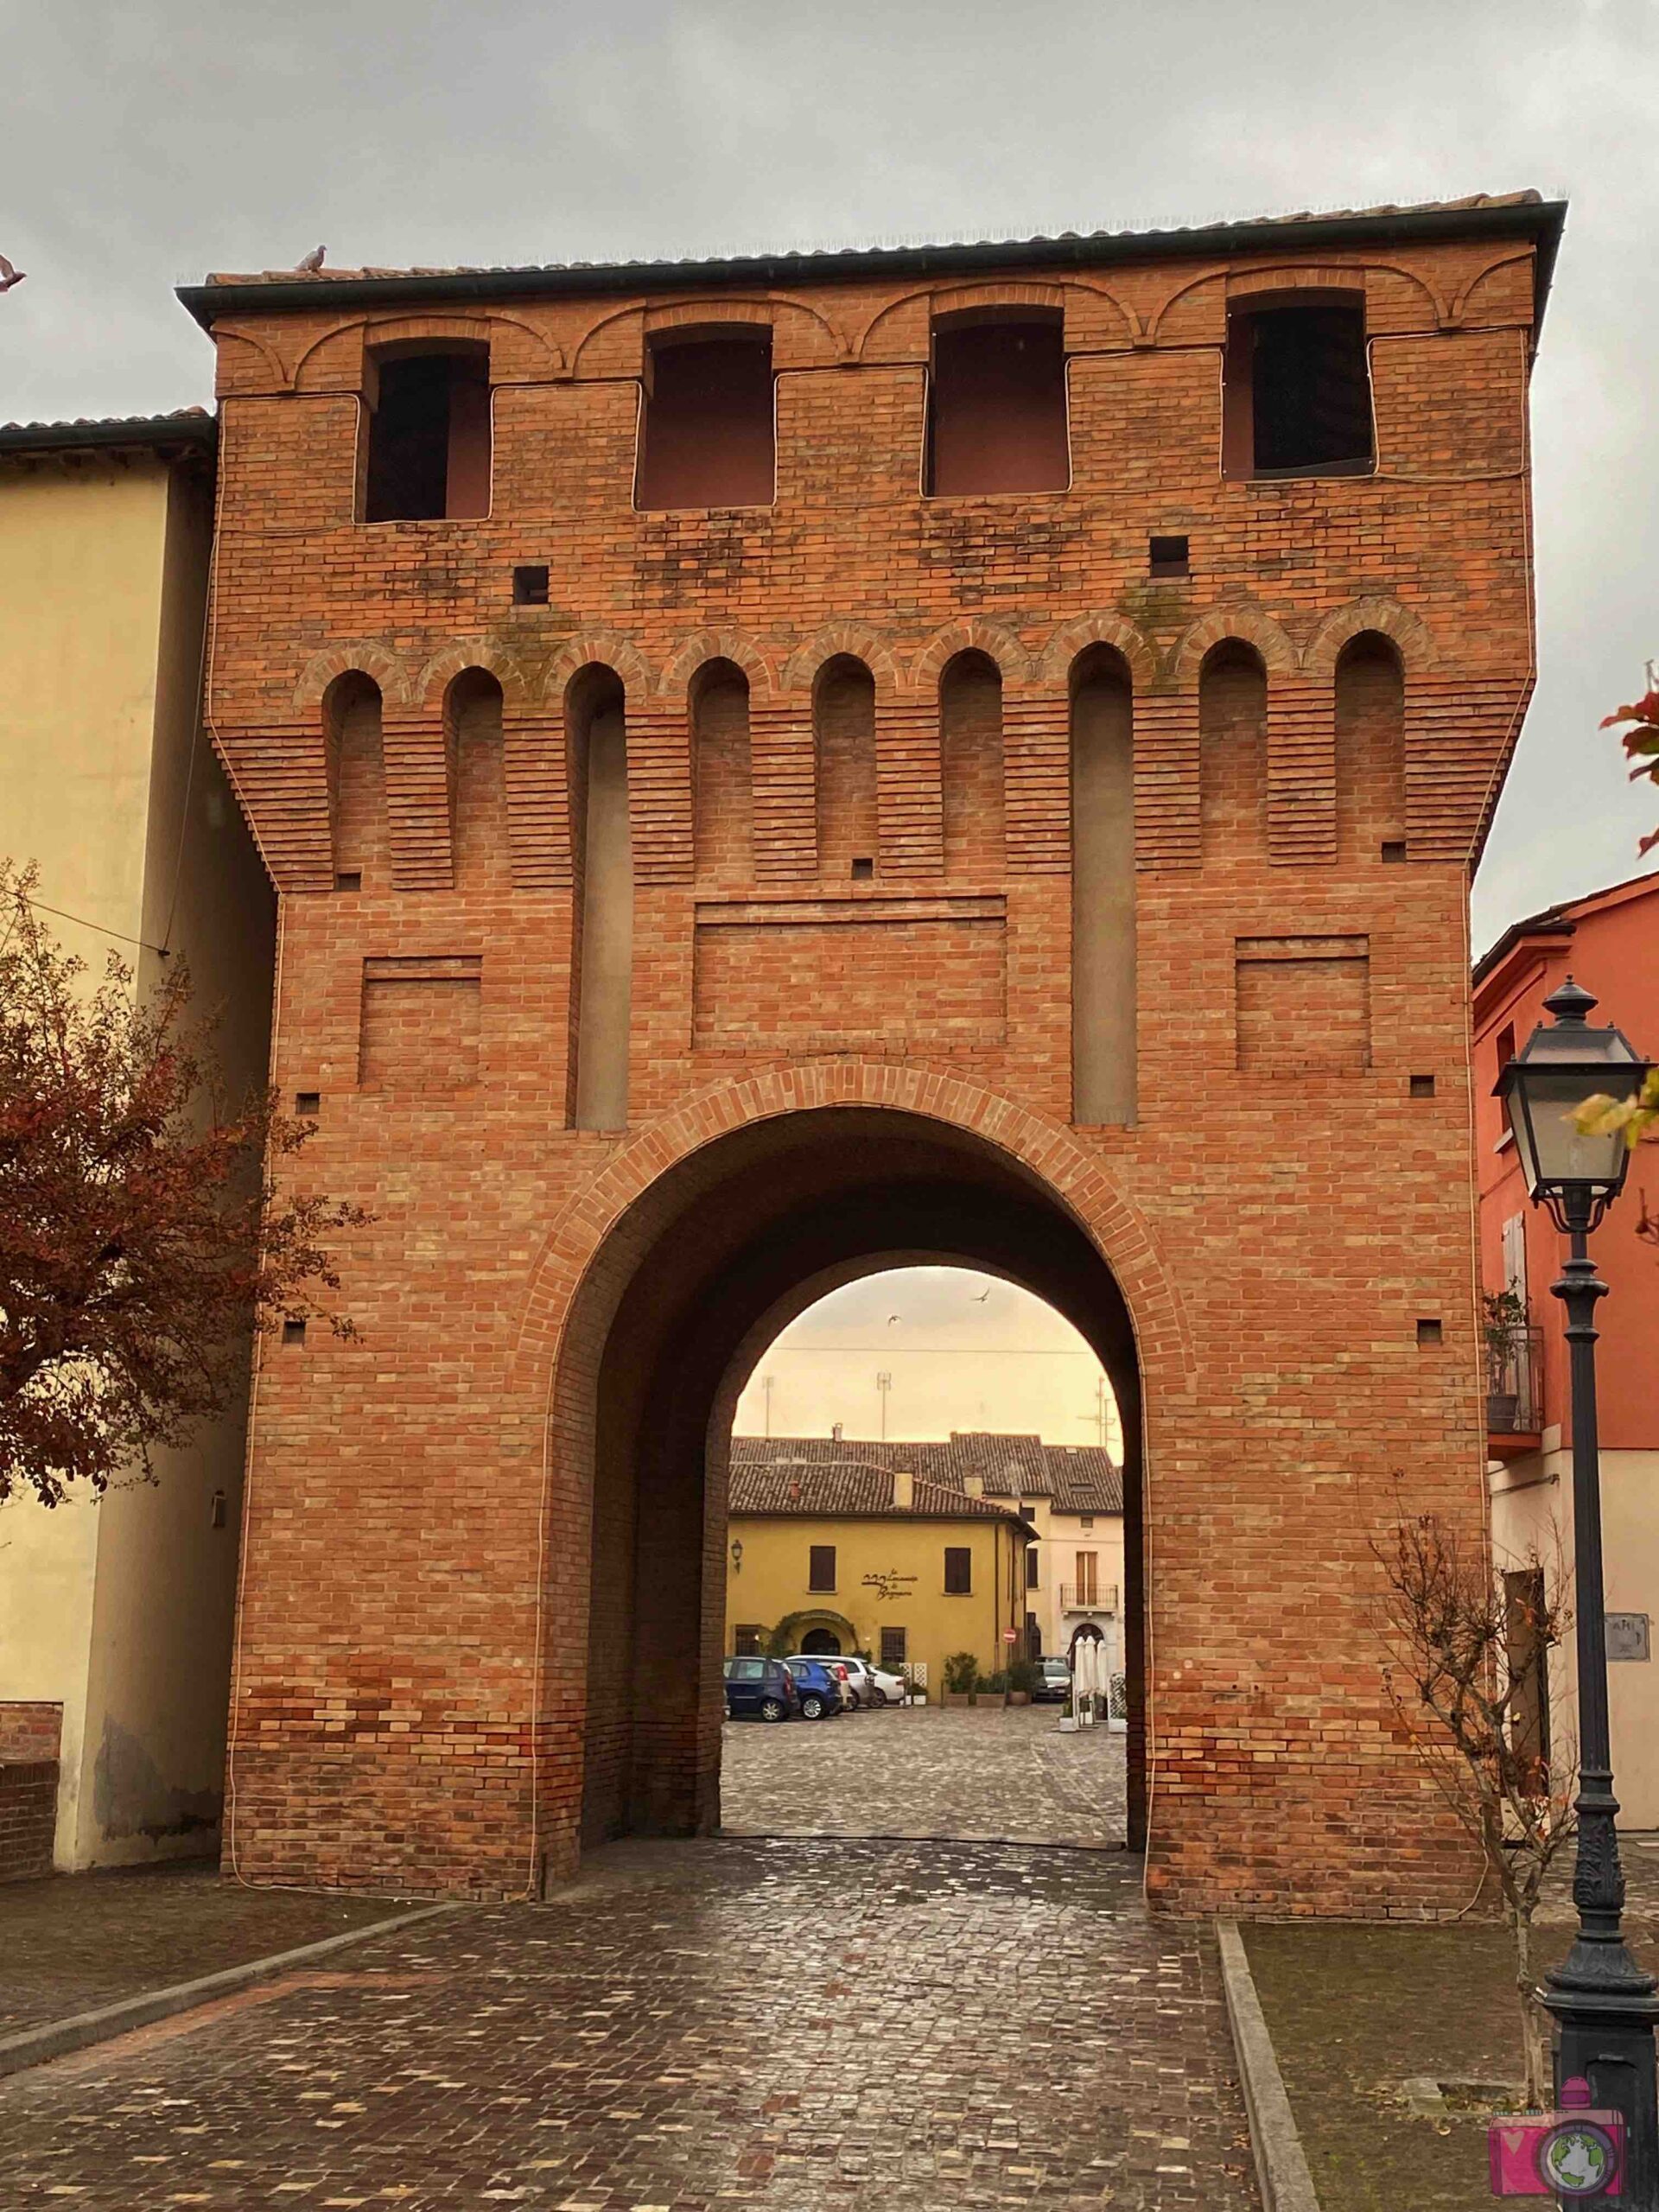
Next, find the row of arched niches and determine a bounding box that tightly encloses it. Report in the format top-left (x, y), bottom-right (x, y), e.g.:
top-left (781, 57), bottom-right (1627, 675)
top-left (320, 626), bottom-right (1413, 900)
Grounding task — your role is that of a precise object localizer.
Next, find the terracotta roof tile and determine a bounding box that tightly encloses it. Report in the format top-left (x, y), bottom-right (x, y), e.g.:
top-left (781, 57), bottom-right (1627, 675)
top-left (730, 1433), bottom-right (1122, 1515)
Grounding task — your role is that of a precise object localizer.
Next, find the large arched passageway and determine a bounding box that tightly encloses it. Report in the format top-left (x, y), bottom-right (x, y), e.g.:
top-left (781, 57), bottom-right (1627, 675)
top-left (539, 1098), bottom-right (1151, 1877)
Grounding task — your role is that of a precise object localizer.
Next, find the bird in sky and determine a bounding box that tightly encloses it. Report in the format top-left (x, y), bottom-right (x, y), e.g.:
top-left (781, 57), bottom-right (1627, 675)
top-left (296, 245), bottom-right (327, 272)
top-left (972, 1287), bottom-right (991, 1302)
top-left (0, 254), bottom-right (26, 294)
top-left (887, 1314), bottom-right (901, 1325)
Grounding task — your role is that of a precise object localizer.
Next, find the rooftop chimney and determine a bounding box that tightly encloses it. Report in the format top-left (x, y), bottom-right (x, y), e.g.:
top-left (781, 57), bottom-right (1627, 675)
top-left (963, 1472), bottom-right (984, 1498)
top-left (893, 1469), bottom-right (914, 1510)
top-left (831, 1421), bottom-right (842, 1442)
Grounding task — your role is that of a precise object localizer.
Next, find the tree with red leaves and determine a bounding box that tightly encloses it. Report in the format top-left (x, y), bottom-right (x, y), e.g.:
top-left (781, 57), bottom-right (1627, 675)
top-left (1573, 680), bottom-right (1659, 1153)
top-left (0, 863), bottom-right (367, 1510)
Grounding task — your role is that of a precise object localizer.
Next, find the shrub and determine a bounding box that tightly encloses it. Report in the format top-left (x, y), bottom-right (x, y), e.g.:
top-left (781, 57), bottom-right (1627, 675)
top-left (942, 1651), bottom-right (979, 1694)
top-left (1008, 1659), bottom-right (1040, 1695)
top-left (986, 1669), bottom-right (1008, 1694)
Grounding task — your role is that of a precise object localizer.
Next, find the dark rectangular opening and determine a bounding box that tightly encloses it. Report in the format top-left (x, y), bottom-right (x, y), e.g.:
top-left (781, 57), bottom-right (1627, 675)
top-left (1025, 1546), bottom-right (1039, 1589)
top-left (1416, 1318), bottom-right (1443, 1347)
top-left (1497, 1022), bottom-right (1516, 1135)
top-left (734, 1624), bottom-right (763, 1658)
top-left (364, 346), bottom-right (491, 523)
top-left (1409, 1073), bottom-right (1435, 1099)
top-left (850, 855), bottom-right (874, 881)
top-left (879, 1626), bottom-right (906, 1669)
top-left (335, 871), bottom-right (363, 893)
top-left (636, 328), bottom-right (775, 510)
top-left (282, 1319), bottom-right (307, 1346)
top-left (944, 1546), bottom-right (972, 1595)
top-left (295, 1091), bottom-right (321, 1116)
top-left (1148, 533), bottom-right (1190, 578)
top-left (512, 563), bottom-right (550, 606)
top-left (1224, 298), bottom-right (1373, 479)
top-left (808, 1543), bottom-right (836, 1592)
top-left (926, 313), bottom-right (1070, 496)
top-left (1380, 839), bottom-right (1408, 863)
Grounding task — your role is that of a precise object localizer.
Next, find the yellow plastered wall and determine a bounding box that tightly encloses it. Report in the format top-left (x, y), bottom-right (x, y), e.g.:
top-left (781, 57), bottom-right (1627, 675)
top-left (0, 453), bottom-right (275, 1867)
top-left (725, 1512), bottom-right (1026, 1688)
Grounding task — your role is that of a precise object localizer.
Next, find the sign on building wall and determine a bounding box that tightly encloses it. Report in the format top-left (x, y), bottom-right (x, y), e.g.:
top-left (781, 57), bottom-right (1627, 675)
top-left (1607, 1613), bottom-right (1650, 1662)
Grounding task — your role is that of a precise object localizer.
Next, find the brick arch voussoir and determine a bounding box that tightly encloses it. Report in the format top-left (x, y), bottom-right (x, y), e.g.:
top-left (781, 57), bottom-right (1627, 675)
top-left (1038, 613), bottom-right (1157, 690)
top-left (293, 644), bottom-right (415, 713)
top-left (416, 642), bottom-right (535, 710)
top-left (659, 630), bottom-right (779, 700)
top-left (1300, 595), bottom-right (1438, 677)
top-left (541, 634), bottom-right (655, 708)
top-left (781, 627), bottom-right (902, 699)
top-left (1170, 604), bottom-right (1298, 683)
top-left (910, 620), bottom-right (1034, 691)
top-left (512, 1064), bottom-right (1191, 1400)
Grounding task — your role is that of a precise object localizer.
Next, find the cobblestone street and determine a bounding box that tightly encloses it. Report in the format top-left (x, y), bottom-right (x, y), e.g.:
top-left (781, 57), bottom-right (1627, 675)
top-left (0, 1837), bottom-right (1255, 2209)
top-left (721, 1703), bottom-right (1128, 1847)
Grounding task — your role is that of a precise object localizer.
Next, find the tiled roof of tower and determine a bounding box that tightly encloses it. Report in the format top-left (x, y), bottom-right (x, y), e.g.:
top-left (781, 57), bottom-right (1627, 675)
top-left (0, 409), bottom-right (216, 457)
top-left (731, 1434), bottom-right (1123, 1515)
top-left (178, 190), bottom-right (1567, 328)
top-left (728, 1460), bottom-right (1027, 1522)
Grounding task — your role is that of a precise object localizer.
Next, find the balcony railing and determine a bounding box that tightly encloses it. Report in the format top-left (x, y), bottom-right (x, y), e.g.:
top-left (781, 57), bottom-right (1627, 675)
top-left (1060, 1583), bottom-right (1119, 1614)
top-left (1487, 1322), bottom-right (1543, 1436)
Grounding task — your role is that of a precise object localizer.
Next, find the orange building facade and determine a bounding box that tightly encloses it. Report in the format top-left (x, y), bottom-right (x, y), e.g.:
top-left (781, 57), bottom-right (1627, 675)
top-left (184, 192), bottom-right (1561, 1913)
top-left (1477, 868), bottom-right (1659, 1824)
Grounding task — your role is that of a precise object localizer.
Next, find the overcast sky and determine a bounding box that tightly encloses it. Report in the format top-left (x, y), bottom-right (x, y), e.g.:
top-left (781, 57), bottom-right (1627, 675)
top-left (6, 0), bottom-right (1656, 1445)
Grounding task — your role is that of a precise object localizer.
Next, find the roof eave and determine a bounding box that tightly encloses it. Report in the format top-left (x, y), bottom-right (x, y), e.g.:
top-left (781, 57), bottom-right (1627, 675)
top-left (176, 199), bottom-right (1567, 331)
top-left (0, 415), bottom-right (218, 460)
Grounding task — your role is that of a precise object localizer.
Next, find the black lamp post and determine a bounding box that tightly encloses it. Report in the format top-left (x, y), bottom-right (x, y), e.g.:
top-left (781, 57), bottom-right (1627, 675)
top-left (1497, 976), bottom-right (1658, 2202)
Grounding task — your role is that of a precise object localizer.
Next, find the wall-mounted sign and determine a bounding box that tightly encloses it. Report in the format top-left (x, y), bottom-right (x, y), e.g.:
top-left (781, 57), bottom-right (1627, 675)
top-left (861, 1571), bottom-right (918, 1602)
top-left (1607, 1612), bottom-right (1650, 1662)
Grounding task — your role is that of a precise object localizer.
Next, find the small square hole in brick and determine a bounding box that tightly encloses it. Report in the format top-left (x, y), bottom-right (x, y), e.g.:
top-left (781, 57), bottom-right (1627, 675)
top-left (1381, 840), bottom-right (1408, 863)
top-left (1149, 533), bottom-right (1190, 578)
top-left (282, 1319), bottom-right (307, 1346)
top-left (296, 1091), bottom-right (321, 1116)
top-left (513, 563), bottom-right (550, 606)
top-left (1409, 1074), bottom-right (1435, 1099)
top-left (335, 870), bottom-right (362, 893)
top-left (1416, 1318), bottom-right (1444, 1347)
top-left (851, 856), bottom-right (874, 880)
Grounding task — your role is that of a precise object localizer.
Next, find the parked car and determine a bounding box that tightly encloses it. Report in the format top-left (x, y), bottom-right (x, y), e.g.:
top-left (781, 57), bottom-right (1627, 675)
top-left (1033, 1657), bottom-right (1072, 1703)
top-left (781, 1658), bottom-right (844, 1719)
top-left (785, 1653), bottom-right (862, 1707)
top-left (723, 1656), bottom-right (800, 1722)
top-left (811, 1655), bottom-right (906, 1708)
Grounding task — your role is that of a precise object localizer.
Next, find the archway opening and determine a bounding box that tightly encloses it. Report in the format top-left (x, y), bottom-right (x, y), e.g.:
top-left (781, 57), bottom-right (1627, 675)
top-left (550, 1103), bottom-right (1146, 1875)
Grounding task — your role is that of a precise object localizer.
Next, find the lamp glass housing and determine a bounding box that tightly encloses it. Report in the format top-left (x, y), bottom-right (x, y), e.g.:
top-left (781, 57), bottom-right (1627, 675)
top-left (1497, 982), bottom-right (1650, 1224)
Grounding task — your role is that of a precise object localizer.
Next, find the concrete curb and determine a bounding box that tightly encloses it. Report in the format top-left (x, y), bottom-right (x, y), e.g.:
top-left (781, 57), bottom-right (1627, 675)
top-left (0, 1900), bottom-right (460, 2082)
top-left (1217, 1918), bottom-right (1324, 2212)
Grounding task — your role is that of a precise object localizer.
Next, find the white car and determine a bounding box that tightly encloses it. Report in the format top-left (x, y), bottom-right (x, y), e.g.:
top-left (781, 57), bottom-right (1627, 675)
top-left (788, 1655), bottom-right (905, 1707)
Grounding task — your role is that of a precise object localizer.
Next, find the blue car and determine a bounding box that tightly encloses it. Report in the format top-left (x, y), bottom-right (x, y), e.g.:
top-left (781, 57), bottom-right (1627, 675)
top-left (782, 1658), bottom-right (842, 1720)
top-left (722, 1656), bottom-right (800, 1722)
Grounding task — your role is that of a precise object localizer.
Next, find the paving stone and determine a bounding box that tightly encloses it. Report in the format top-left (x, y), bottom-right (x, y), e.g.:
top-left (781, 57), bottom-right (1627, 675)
top-left (721, 1705), bottom-right (1126, 1847)
top-left (0, 1839), bottom-right (1255, 2209)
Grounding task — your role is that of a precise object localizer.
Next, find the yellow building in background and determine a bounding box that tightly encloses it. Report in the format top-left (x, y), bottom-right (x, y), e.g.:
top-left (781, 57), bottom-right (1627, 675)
top-left (0, 410), bottom-right (276, 1870)
top-left (726, 1458), bottom-right (1030, 1691)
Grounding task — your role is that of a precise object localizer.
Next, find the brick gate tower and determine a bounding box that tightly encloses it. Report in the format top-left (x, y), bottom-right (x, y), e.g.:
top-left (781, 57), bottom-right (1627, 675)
top-left (182, 191), bottom-right (1563, 1913)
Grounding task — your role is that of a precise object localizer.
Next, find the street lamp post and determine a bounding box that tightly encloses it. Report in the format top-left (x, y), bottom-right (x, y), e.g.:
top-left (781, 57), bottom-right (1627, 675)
top-left (1498, 976), bottom-right (1659, 2204)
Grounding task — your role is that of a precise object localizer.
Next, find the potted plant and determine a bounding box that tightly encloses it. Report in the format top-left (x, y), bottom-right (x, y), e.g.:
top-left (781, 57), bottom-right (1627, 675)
top-left (981, 1668), bottom-right (1009, 1709)
top-left (942, 1651), bottom-right (977, 1709)
top-left (1007, 1659), bottom-right (1037, 1707)
top-left (1058, 1691), bottom-right (1078, 1735)
top-left (1483, 1287), bottom-right (1529, 1429)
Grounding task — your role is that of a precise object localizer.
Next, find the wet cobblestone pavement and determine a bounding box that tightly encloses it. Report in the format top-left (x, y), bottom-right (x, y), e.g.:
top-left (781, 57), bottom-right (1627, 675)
top-left (0, 1838), bottom-right (1256, 2209)
top-left (721, 1705), bottom-right (1127, 1848)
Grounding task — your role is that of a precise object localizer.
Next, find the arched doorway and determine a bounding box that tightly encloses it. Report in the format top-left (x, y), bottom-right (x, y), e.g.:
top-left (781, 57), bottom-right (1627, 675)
top-left (798, 1628), bottom-right (842, 1656)
top-left (540, 1093), bottom-right (1151, 1877)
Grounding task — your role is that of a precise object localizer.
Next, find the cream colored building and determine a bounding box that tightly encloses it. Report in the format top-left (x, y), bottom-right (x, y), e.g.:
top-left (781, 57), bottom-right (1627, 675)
top-left (0, 410), bottom-right (275, 1869)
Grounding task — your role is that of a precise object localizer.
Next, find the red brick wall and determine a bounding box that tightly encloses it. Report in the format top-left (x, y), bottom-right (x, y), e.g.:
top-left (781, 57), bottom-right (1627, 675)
top-left (0, 1764), bottom-right (55, 1885)
top-left (203, 226), bottom-right (1541, 1912)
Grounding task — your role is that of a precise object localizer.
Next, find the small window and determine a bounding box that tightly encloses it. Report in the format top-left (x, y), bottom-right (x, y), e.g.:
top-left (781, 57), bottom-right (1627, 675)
top-left (364, 346), bottom-right (492, 523)
top-left (850, 856), bottom-right (874, 881)
top-left (944, 1546), bottom-right (972, 1595)
top-left (1148, 534), bottom-right (1190, 578)
top-left (1025, 1546), bottom-right (1039, 1590)
top-left (1417, 1318), bottom-right (1444, 1347)
top-left (1075, 1550), bottom-right (1099, 1605)
top-left (295, 1091), bottom-right (321, 1116)
top-left (512, 563), bottom-right (550, 606)
top-left (879, 1626), bottom-right (907, 1669)
top-left (925, 312), bottom-right (1070, 497)
top-left (636, 327), bottom-right (775, 510)
top-left (1410, 1073), bottom-right (1435, 1099)
top-left (1079, 1515), bottom-right (1094, 1531)
top-left (734, 1625), bottom-right (763, 1658)
top-left (1018, 1503), bottom-right (1037, 1522)
top-left (335, 871), bottom-right (363, 893)
top-left (282, 1319), bottom-right (306, 1346)
top-left (808, 1544), bottom-right (836, 1592)
top-left (1496, 1023), bottom-right (1516, 1136)
top-left (1381, 839), bottom-right (1408, 863)
top-left (1224, 296), bottom-right (1372, 480)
